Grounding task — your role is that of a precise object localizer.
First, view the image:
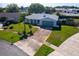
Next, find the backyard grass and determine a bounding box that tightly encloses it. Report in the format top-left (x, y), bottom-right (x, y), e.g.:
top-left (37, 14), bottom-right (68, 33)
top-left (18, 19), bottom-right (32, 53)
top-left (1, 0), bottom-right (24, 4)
top-left (8, 23), bottom-right (38, 33)
top-left (47, 25), bottom-right (79, 47)
top-left (0, 30), bottom-right (20, 43)
top-left (34, 44), bottom-right (54, 56)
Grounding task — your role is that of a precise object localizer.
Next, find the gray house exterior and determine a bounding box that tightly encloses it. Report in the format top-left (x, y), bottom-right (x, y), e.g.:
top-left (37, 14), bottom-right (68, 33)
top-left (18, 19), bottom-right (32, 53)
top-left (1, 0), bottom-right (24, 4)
top-left (25, 14), bottom-right (59, 28)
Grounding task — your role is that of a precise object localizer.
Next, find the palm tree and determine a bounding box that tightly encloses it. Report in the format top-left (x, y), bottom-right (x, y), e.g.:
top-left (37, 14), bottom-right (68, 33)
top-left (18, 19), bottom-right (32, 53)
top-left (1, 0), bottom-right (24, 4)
top-left (28, 24), bottom-right (33, 35)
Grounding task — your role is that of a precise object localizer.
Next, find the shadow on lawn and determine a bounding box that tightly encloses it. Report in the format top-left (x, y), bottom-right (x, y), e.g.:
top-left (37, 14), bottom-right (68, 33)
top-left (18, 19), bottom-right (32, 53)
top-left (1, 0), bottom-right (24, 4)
top-left (40, 26), bottom-right (61, 31)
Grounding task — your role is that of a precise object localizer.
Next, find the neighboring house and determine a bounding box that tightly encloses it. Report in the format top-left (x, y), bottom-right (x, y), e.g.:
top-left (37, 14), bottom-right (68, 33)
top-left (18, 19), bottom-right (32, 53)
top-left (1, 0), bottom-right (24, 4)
top-left (55, 8), bottom-right (66, 13)
top-left (55, 8), bottom-right (79, 14)
top-left (55, 8), bottom-right (79, 17)
top-left (0, 13), bottom-right (20, 21)
top-left (25, 13), bottom-right (59, 28)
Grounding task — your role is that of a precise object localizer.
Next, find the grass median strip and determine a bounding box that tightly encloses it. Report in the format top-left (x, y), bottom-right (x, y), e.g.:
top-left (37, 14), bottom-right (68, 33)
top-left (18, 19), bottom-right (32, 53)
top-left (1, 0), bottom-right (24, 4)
top-left (34, 44), bottom-right (54, 56)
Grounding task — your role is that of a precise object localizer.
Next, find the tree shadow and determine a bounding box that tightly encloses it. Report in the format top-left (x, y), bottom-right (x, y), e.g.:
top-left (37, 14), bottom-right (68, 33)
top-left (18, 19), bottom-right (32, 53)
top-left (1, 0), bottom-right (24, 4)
top-left (40, 26), bottom-right (61, 31)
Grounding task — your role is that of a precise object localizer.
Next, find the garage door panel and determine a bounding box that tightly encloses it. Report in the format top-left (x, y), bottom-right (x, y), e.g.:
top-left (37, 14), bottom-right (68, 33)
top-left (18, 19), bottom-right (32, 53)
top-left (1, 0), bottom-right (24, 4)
top-left (42, 21), bottom-right (53, 27)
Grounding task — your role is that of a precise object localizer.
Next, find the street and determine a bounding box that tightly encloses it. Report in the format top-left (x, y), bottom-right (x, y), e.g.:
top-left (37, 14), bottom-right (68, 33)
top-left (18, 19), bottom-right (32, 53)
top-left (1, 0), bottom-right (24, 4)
top-left (0, 40), bottom-right (28, 56)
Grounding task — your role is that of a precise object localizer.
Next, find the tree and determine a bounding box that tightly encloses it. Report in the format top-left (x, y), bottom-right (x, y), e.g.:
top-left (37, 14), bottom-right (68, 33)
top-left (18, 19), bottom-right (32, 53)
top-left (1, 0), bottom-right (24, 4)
top-left (18, 13), bottom-right (26, 22)
top-left (20, 6), bottom-right (24, 11)
top-left (0, 7), bottom-right (4, 12)
top-left (55, 6), bottom-right (79, 9)
top-left (20, 6), bottom-right (24, 12)
top-left (28, 24), bottom-right (33, 35)
top-left (28, 3), bottom-right (45, 13)
top-left (5, 4), bottom-right (19, 12)
top-left (45, 7), bottom-right (55, 14)
top-left (28, 24), bottom-right (32, 29)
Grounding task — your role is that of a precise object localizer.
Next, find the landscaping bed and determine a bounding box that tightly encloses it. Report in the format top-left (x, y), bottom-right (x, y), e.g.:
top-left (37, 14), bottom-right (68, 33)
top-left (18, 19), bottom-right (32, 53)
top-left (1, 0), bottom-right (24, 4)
top-left (8, 23), bottom-right (38, 33)
top-left (34, 44), bottom-right (54, 56)
top-left (47, 26), bottom-right (79, 47)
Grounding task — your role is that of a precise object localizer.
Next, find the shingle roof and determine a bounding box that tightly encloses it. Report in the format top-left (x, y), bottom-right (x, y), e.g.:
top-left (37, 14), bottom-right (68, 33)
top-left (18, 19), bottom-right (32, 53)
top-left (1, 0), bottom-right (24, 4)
top-left (0, 13), bottom-right (20, 20)
top-left (25, 13), bottom-right (59, 21)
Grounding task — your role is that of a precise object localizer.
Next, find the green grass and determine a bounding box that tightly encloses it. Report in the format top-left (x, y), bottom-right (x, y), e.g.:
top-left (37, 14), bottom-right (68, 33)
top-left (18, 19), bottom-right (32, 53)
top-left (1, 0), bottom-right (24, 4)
top-left (47, 26), bottom-right (79, 47)
top-left (0, 23), bottom-right (38, 43)
top-left (0, 30), bottom-right (20, 43)
top-left (34, 44), bottom-right (54, 56)
top-left (74, 19), bottom-right (79, 21)
top-left (73, 19), bottom-right (79, 23)
top-left (8, 23), bottom-right (38, 33)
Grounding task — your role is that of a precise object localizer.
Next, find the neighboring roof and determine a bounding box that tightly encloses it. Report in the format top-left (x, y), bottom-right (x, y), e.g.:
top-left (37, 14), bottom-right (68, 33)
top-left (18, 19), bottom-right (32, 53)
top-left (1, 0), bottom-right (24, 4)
top-left (25, 13), bottom-right (59, 21)
top-left (0, 13), bottom-right (20, 20)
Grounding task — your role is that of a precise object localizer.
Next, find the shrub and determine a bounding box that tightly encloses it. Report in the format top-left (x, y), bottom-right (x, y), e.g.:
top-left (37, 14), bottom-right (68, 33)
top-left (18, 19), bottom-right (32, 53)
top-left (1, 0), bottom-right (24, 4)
top-left (19, 35), bottom-right (23, 40)
top-left (3, 26), bottom-right (8, 30)
top-left (0, 17), bottom-right (7, 23)
top-left (9, 26), bottom-right (13, 29)
top-left (61, 19), bottom-right (75, 26)
top-left (3, 21), bottom-right (11, 26)
top-left (52, 26), bottom-right (61, 30)
top-left (29, 31), bottom-right (33, 35)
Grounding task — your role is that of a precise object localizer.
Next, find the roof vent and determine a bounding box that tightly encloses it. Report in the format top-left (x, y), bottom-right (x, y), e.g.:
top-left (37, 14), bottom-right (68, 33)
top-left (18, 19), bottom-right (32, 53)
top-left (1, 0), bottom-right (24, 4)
top-left (43, 15), bottom-right (46, 17)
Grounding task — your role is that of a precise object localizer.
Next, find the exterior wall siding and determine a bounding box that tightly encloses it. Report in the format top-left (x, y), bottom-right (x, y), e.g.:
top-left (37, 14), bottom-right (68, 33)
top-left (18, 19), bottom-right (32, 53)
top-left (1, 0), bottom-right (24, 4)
top-left (25, 18), bottom-right (59, 27)
top-left (25, 19), bottom-right (40, 25)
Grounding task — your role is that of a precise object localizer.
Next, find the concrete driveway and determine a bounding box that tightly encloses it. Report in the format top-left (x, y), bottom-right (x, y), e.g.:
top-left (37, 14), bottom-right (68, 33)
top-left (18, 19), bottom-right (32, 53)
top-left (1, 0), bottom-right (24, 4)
top-left (0, 40), bottom-right (28, 56)
top-left (14, 28), bottom-right (51, 56)
top-left (49, 33), bottom-right (79, 56)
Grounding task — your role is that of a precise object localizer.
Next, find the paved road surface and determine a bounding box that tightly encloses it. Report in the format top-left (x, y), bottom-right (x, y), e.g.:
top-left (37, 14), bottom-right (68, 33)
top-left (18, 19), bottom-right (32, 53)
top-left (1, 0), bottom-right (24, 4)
top-left (0, 40), bottom-right (28, 56)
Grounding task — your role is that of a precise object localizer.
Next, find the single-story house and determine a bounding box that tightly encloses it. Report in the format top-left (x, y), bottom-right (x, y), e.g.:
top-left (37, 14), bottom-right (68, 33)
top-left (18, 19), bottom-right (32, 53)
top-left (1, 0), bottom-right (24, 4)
top-left (25, 14), bottom-right (59, 28)
top-left (0, 13), bottom-right (20, 22)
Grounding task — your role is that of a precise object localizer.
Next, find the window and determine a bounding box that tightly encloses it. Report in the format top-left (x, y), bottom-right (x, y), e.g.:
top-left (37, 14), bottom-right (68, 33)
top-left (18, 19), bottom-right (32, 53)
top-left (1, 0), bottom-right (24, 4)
top-left (37, 20), bottom-right (40, 24)
top-left (34, 20), bottom-right (36, 24)
top-left (31, 19), bottom-right (33, 24)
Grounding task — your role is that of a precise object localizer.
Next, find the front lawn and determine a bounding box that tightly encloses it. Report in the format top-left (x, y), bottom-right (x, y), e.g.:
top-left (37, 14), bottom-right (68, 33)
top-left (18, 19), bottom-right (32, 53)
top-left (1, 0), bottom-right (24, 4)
top-left (0, 23), bottom-right (38, 43)
top-left (34, 44), bottom-right (54, 56)
top-left (73, 19), bottom-right (79, 23)
top-left (8, 23), bottom-right (38, 33)
top-left (47, 26), bottom-right (79, 47)
top-left (74, 19), bottom-right (79, 21)
top-left (0, 30), bottom-right (20, 43)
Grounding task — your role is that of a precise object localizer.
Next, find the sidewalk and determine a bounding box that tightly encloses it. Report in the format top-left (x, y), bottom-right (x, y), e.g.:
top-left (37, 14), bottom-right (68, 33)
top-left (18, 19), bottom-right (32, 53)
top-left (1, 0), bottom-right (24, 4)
top-left (48, 33), bottom-right (79, 56)
top-left (0, 29), bottom-right (4, 30)
top-left (14, 28), bottom-right (51, 56)
top-left (44, 42), bottom-right (58, 50)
